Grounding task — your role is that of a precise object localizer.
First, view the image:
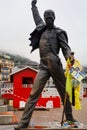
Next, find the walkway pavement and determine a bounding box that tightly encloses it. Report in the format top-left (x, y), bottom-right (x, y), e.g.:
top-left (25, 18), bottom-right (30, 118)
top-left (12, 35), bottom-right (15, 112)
top-left (0, 98), bottom-right (87, 130)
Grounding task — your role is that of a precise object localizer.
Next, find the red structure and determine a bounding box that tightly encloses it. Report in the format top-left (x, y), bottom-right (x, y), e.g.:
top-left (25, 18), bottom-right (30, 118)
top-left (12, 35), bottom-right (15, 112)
top-left (1, 66), bottom-right (61, 108)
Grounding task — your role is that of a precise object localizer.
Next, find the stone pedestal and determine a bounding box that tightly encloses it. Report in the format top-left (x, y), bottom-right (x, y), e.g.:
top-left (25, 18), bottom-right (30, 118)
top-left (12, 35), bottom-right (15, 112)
top-left (0, 115), bottom-right (13, 124)
top-left (0, 105), bottom-right (8, 112)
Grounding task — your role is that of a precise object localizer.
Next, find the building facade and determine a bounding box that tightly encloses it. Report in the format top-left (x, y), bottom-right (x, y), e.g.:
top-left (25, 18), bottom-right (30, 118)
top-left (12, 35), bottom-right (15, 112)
top-left (0, 55), bottom-right (14, 81)
top-left (1, 66), bottom-right (61, 109)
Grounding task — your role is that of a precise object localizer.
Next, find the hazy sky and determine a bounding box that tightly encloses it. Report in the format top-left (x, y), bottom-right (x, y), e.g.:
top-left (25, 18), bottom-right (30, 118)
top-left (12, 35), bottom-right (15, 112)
top-left (0, 0), bottom-right (87, 67)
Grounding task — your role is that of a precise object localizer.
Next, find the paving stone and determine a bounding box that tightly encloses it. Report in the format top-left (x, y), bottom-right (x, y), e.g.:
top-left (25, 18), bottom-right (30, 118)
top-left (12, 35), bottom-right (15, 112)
top-left (0, 115), bottom-right (13, 124)
top-left (0, 111), bottom-right (19, 124)
top-left (20, 128), bottom-right (85, 130)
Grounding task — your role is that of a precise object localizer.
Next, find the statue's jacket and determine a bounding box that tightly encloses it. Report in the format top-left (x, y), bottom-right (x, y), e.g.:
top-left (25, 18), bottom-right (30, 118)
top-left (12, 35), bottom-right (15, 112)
top-left (29, 5), bottom-right (71, 61)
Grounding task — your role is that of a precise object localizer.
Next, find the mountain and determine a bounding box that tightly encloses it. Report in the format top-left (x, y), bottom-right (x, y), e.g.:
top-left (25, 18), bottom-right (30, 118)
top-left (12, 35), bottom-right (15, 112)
top-left (0, 50), bottom-right (39, 70)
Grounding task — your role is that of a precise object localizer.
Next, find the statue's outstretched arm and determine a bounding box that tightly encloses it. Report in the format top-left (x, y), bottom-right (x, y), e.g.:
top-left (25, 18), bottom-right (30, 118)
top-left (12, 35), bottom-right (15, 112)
top-left (31, 0), bottom-right (44, 26)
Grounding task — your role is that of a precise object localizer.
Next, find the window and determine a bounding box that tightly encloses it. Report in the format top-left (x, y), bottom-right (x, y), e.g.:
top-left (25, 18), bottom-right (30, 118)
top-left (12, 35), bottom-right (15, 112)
top-left (22, 77), bottom-right (33, 88)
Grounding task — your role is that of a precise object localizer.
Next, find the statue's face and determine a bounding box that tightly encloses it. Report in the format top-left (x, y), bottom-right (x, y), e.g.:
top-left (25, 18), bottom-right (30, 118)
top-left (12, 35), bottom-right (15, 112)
top-left (45, 16), bottom-right (54, 28)
top-left (44, 10), bottom-right (55, 28)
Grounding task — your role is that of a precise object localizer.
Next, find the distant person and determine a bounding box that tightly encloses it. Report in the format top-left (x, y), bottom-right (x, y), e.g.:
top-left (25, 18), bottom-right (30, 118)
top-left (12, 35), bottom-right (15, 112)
top-left (15, 0), bottom-right (78, 129)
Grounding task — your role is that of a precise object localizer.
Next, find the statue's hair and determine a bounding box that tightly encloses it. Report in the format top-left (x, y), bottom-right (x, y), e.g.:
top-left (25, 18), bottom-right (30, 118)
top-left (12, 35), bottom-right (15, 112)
top-left (44, 10), bottom-right (55, 20)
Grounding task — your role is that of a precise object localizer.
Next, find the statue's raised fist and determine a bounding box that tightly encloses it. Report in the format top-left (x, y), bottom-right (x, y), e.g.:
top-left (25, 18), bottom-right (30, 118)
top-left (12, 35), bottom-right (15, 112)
top-left (31, 0), bottom-right (37, 6)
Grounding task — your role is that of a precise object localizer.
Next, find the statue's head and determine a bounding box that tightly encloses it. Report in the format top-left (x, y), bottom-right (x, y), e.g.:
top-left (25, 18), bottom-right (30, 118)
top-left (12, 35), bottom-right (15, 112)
top-left (44, 10), bottom-right (55, 27)
top-left (44, 10), bottom-right (55, 20)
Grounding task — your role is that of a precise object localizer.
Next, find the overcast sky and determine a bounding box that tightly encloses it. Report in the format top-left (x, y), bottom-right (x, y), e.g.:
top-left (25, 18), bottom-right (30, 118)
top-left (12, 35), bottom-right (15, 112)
top-left (0, 0), bottom-right (87, 67)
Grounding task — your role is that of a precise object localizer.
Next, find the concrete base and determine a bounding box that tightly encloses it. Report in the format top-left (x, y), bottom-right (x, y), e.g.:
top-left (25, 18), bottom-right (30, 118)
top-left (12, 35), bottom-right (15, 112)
top-left (8, 105), bottom-right (14, 111)
top-left (0, 105), bottom-right (8, 112)
top-left (20, 128), bottom-right (81, 130)
top-left (0, 115), bottom-right (13, 124)
top-left (20, 128), bottom-right (61, 130)
top-left (20, 127), bottom-right (84, 130)
top-left (0, 99), bottom-right (4, 105)
top-left (19, 128), bottom-right (62, 130)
